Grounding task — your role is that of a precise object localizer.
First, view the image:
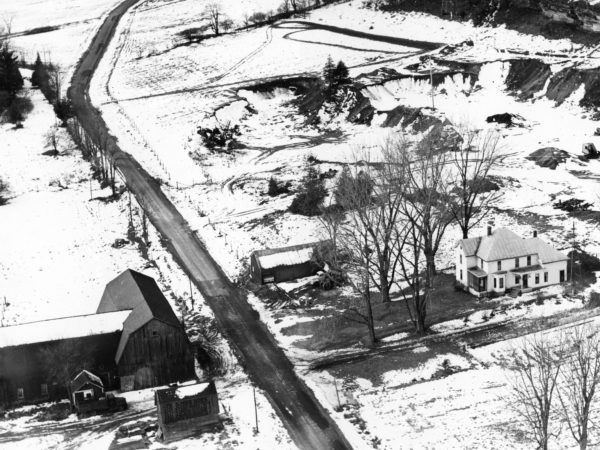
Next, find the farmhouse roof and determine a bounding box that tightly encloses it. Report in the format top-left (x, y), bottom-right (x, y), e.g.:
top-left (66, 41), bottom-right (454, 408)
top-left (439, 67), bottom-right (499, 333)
top-left (459, 228), bottom-right (568, 263)
top-left (71, 370), bottom-right (104, 393)
top-left (97, 269), bottom-right (183, 363)
top-left (155, 381), bottom-right (216, 404)
top-left (0, 310), bottom-right (131, 349)
top-left (252, 240), bottom-right (331, 270)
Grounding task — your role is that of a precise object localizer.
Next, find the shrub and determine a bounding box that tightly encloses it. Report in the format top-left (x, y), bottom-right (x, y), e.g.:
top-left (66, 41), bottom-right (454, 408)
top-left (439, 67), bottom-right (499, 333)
top-left (249, 11), bottom-right (267, 24)
top-left (53, 98), bottom-right (73, 125)
top-left (0, 177), bottom-right (9, 205)
top-left (267, 177), bottom-right (291, 196)
top-left (289, 164), bottom-right (327, 216)
top-left (2, 95), bottom-right (34, 124)
top-left (197, 121), bottom-right (241, 152)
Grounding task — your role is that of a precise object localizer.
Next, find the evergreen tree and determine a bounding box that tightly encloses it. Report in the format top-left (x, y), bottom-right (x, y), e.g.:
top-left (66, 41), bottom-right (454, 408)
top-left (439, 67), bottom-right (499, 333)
top-left (322, 55), bottom-right (335, 88)
top-left (31, 53), bottom-right (44, 87)
top-left (333, 60), bottom-right (350, 86)
top-left (334, 165), bottom-right (353, 206)
top-left (289, 163), bottom-right (327, 216)
top-left (0, 45), bottom-right (23, 97)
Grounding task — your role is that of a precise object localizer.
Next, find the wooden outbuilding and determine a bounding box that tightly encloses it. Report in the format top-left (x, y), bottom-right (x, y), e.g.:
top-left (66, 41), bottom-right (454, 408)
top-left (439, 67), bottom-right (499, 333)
top-left (250, 240), bottom-right (331, 284)
top-left (97, 269), bottom-right (195, 391)
top-left (71, 370), bottom-right (104, 404)
top-left (155, 381), bottom-right (220, 442)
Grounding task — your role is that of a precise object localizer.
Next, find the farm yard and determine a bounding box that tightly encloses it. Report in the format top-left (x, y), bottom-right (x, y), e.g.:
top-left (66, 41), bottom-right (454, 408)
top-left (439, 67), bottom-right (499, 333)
top-left (4, 0), bottom-right (600, 449)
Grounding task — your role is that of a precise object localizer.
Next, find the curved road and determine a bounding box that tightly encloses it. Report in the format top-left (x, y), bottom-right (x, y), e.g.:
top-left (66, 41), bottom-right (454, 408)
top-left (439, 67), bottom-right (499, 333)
top-left (68, 1), bottom-right (352, 449)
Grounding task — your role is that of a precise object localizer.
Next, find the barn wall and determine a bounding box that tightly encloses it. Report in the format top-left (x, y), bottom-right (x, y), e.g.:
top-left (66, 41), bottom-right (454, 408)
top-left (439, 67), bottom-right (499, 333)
top-left (0, 332), bottom-right (121, 407)
top-left (274, 262), bottom-right (316, 283)
top-left (118, 319), bottom-right (195, 391)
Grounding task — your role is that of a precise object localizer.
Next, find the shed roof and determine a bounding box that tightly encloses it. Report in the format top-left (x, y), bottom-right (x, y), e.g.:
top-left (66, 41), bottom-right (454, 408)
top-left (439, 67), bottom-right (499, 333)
top-left (71, 370), bottom-right (104, 393)
top-left (155, 381), bottom-right (216, 404)
top-left (0, 310), bottom-right (131, 349)
top-left (97, 270), bottom-right (183, 364)
top-left (252, 240), bottom-right (330, 270)
top-left (459, 228), bottom-right (568, 263)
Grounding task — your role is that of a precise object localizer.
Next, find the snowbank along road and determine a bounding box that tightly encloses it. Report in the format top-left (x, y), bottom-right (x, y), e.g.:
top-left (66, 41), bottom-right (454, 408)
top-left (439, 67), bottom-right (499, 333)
top-left (67, 1), bottom-right (353, 449)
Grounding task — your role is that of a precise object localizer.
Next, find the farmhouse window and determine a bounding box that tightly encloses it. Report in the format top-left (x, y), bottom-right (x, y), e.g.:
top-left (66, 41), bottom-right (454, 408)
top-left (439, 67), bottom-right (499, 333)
top-left (515, 275), bottom-right (521, 285)
top-left (460, 270), bottom-right (463, 281)
top-left (560, 270), bottom-right (565, 282)
top-left (497, 261), bottom-right (501, 271)
top-left (544, 272), bottom-right (548, 282)
top-left (17, 388), bottom-right (24, 400)
top-left (499, 278), bottom-right (504, 289)
top-left (479, 258), bottom-right (483, 267)
top-left (515, 258), bottom-right (520, 268)
top-left (535, 273), bottom-right (540, 284)
top-left (460, 254), bottom-right (462, 264)
top-left (41, 384), bottom-right (48, 396)
top-left (527, 255), bottom-right (531, 266)
top-left (493, 278), bottom-right (497, 288)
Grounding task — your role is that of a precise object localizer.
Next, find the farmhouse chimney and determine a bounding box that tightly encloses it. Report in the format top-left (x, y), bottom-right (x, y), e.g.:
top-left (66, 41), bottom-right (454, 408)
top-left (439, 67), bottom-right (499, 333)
top-left (533, 230), bottom-right (538, 238)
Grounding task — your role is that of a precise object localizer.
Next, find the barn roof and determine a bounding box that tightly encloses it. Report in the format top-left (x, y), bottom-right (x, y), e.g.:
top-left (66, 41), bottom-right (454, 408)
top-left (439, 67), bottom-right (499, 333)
top-left (155, 381), bottom-right (216, 404)
top-left (252, 240), bottom-right (331, 270)
top-left (459, 228), bottom-right (568, 263)
top-left (97, 270), bottom-right (183, 364)
top-left (0, 310), bottom-right (131, 349)
top-left (71, 370), bottom-right (104, 393)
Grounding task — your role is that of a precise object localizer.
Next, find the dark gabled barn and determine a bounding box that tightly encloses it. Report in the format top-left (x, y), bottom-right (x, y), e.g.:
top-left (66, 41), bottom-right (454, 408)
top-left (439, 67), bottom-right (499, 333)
top-left (97, 269), bottom-right (195, 391)
top-left (155, 381), bottom-right (219, 442)
top-left (250, 240), bottom-right (331, 284)
top-left (0, 311), bottom-right (128, 406)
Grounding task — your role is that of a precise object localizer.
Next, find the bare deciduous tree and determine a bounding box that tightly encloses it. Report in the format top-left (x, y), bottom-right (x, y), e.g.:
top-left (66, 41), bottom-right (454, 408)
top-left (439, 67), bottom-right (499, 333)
top-left (204, 2), bottom-right (230, 36)
top-left (395, 131), bottom-right (453, 279)
top-left (558, 326), bottom-right (600, 450)
top-left (449, 129), bottom-right (501, 238)
top-left (44, 125), bottom-right (62, 156)
top-left (336, 147), bottom-right (405, 305)
top-left (509, 334), bottom-right (565, 450)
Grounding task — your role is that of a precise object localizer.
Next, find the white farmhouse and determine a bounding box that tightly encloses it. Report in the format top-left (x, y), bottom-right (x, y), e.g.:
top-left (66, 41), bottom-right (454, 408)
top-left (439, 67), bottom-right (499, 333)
top-left (455, 226), bottom-right (569, 297)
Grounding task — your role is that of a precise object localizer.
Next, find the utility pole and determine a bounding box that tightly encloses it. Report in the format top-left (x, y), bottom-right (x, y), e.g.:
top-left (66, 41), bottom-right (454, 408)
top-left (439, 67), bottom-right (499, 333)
top-left (253, 387), bottom-right (259, 434)
top-left (333, 377), bottom-right (341, 410)
top-left (89, 178), bottom-right (93, 200)
top-left (429, 63), bottom-right (435, 110)
top-left (571, 221), bottom-right (575, 296)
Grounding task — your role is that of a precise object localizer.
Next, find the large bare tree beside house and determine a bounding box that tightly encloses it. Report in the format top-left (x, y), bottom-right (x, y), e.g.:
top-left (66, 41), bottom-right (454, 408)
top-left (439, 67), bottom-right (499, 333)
top-left (335, 147), bottom-right (406, 305)
top-left (395, 131), bottom-right (453, 279)
top-left (449, 129), bottom-right (501, 239)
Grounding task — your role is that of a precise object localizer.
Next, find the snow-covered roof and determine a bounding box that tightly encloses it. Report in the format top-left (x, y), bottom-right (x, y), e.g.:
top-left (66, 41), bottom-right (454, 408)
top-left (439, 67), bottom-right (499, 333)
top-left (155, 381), bottom-right (217, 404)
top-left (175, 382), bottom-right (212, 399)
top-left (71, 370), bottom-right (104, 393)
top-left (258, 247), bottom-right (314, 269)
top-left (252, 240), bottom-right (331, 270)
top-left (459, 228), bottom-right (568, 263)
top-left (0, 310), bottom-right (131, 348)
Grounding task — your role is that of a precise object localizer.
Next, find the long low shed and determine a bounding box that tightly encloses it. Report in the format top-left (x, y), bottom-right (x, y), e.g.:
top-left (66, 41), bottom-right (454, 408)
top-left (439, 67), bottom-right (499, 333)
top-left (250, 240), bottom-right (332, 284)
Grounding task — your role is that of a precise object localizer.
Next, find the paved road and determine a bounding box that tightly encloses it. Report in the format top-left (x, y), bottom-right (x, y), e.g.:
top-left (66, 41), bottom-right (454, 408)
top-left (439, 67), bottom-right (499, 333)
top-left (67, 2), bottom-right (352, 449)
